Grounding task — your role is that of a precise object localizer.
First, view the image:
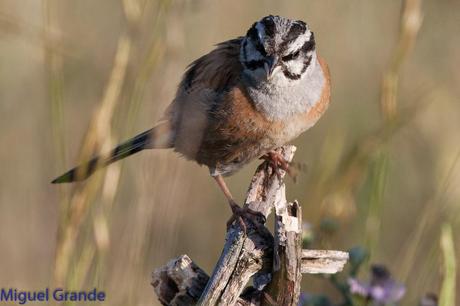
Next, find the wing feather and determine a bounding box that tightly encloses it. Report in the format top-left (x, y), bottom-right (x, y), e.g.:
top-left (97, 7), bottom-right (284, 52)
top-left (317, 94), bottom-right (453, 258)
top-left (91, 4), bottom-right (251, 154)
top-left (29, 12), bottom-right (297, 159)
top-left (167, 38), bottom-right (245, 161)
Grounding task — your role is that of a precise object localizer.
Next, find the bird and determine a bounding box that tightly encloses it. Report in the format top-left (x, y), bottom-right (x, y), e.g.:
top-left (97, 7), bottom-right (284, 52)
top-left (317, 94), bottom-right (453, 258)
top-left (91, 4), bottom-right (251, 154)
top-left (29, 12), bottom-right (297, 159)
top-left (52, 15), bottom-right (331, 230)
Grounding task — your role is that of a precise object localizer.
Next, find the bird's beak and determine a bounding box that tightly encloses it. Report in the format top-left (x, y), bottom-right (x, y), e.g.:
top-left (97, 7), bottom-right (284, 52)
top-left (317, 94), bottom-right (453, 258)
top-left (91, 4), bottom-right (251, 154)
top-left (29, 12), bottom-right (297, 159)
top-left (264, 56), bottom-right (278, 79)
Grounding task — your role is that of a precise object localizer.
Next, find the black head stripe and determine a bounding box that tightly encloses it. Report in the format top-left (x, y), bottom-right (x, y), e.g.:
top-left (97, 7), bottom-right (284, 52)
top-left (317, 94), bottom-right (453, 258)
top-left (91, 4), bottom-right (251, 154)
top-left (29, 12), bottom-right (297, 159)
top-left (301, 32), bottom-right (316, 53)
top-left (282, 69), bottom-right (301, 80)
top-left (254, 42), bottom-right (267, 57)
top-left (285, 22), bottom-right (306, 43)
top-left (246, 23), bottom-right (267, 56)
top-left (247, 23), bottom-right (259, 42)
top-left (279, 22), bottom-right (307, 53)
top-left (296, 20), bottom-right (307, 28)
top-left (301, 55), bottom-right (312, 73)
top-left (282, 55), bottom-right (312, 80)
top-left (261, 16), bottom-right (276, 38)
top-left (246, 60), bottom-right (265, 70)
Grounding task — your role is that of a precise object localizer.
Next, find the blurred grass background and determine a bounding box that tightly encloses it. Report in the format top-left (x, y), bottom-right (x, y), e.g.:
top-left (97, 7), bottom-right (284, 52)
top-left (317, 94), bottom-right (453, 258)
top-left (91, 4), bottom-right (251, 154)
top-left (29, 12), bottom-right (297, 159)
top-left (0, 0), bottom-right (459, 305)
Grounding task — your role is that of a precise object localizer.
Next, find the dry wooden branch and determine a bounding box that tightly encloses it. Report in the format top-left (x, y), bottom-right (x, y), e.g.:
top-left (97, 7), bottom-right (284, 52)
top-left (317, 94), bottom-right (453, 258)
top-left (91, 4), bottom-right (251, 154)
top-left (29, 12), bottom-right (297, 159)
top-left (152, 145), bottom-right (349, 306)
top-left (152, 255), bottom-right (209, 306)
top-left (301, 250), bottom-right (349, 274)
top-left (151, 250), bottom-right (349, 306)
top-left (262, 200), bottom-right (302, 305)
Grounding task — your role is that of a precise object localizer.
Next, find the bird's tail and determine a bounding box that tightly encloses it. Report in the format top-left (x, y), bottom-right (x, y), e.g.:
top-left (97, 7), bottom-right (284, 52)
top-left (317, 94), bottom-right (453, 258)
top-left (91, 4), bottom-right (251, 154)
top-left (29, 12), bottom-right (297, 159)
top-left (51, 122), bottom-right (173, 184)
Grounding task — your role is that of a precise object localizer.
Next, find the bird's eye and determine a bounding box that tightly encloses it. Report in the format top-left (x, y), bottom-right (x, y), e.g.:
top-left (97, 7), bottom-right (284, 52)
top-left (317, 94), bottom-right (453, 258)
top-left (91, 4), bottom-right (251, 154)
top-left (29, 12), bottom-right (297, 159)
top-left (282, 50), bottom-right (300, 62)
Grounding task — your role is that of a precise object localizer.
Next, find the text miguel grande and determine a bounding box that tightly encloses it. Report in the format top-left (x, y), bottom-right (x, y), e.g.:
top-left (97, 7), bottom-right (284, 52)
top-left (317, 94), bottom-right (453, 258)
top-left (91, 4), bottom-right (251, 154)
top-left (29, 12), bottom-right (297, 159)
top-left (0, 288), bottom-right (105, 304)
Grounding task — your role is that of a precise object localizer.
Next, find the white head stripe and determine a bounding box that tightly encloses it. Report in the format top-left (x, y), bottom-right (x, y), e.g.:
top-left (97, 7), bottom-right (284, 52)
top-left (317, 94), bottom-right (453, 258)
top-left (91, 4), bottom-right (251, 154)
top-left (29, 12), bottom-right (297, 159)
top-left (285, 31), bottom-right (311, 54)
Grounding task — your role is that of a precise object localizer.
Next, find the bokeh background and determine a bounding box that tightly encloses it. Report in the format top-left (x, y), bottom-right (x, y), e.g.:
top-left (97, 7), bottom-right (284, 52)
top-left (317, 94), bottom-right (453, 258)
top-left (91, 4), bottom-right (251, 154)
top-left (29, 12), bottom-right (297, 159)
top-left (1, 0), bottom-right (459, 305)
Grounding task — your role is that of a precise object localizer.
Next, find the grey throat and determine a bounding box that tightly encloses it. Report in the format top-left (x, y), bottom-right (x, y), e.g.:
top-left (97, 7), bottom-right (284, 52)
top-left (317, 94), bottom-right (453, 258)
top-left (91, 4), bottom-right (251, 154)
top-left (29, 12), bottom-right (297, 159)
top-left (243, 52), bottom-right (324, 121)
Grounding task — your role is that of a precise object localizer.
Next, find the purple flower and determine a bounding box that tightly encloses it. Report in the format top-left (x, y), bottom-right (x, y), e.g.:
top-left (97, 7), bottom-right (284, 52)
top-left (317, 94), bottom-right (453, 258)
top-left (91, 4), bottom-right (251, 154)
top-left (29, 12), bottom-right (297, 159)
top-left (348, 264), bottom-right (405, 304)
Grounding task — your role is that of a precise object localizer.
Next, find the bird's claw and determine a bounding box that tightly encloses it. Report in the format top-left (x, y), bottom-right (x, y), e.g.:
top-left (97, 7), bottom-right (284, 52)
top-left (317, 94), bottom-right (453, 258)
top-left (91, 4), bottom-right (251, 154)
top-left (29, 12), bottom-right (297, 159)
top-left (226, 201), bottom-right (265, 233)
top-left (260, 151), bottom-right (298, 181)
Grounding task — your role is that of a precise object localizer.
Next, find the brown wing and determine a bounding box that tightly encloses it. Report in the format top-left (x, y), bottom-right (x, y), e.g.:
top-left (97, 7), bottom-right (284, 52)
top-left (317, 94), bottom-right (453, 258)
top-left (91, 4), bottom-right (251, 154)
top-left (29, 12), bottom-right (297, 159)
top-left (195, 85), bottom-right (277, 175)
top-left (180, 38), bottom-right (244, 93)
top-left (167, 38), bottom-right (247, 162)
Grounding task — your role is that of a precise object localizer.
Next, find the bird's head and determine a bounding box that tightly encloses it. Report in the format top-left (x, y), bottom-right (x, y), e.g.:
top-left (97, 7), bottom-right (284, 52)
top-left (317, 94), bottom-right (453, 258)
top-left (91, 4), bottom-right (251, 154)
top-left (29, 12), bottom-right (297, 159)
top-left (240, 15), bottom-right (316, 86)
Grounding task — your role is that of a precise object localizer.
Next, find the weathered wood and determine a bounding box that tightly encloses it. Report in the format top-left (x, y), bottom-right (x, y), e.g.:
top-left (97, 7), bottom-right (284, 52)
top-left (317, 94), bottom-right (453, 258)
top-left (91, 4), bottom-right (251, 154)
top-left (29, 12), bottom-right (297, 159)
top-left (262, 199), bottom-right (302, 306)
top-left (151, 145), bottom-right (349, 306)
top-left (301, 250), bottom-right (349, 274)
top-left (152, 255), bottom-right (209, 306)
top-left (198, 146), bottom-right (296, 306)
top-left (152, 250), bottom-right (349, 305)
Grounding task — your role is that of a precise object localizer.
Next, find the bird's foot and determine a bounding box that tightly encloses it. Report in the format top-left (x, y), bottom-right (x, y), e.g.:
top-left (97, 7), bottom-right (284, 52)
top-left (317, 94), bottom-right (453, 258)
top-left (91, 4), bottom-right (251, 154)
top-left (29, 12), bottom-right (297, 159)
top-left (260, 151), bottom-right (299, 181)
top-left (227, 200), bottom-right (265, 233)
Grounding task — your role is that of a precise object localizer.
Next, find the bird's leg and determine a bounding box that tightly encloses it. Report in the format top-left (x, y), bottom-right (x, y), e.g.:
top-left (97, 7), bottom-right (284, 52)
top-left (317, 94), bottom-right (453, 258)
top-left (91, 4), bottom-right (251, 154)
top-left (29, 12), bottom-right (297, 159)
top-left (213, 174), bottom-right (262, 232)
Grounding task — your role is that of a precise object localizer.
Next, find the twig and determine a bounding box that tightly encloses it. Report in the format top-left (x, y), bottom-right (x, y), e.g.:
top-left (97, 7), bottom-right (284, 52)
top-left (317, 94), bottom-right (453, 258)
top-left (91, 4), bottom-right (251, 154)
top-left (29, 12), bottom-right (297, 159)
top-left (152, 255), bottom-right (210, 306)
top-left (300, 250), bottom-right (349, 274)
